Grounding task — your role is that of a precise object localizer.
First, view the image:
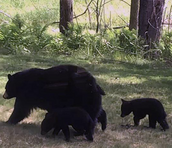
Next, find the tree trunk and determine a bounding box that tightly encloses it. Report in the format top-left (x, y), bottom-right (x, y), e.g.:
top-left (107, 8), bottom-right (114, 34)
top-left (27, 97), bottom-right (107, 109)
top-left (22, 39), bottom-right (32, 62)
top-left (138, 0), bottom-right (165, 43)
top-left (129, 0), bottom-right (139, 30)
top-left (59, 0), bottom-right (73, 34)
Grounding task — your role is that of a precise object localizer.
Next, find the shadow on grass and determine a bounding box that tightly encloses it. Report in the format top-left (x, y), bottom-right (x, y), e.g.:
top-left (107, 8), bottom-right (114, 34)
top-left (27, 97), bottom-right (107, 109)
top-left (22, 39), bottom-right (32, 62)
top-left (1, 54), bottom-right (172, 102)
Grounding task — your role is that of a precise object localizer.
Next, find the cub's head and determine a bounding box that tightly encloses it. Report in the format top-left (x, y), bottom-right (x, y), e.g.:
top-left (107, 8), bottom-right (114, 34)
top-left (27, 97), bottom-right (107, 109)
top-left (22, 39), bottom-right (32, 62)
top-left (121, 99), bottom-right (132, 117)
top-left (3, 74), bottom-right (17, 99)
top-left (41, 113), bottom-right (56, 135)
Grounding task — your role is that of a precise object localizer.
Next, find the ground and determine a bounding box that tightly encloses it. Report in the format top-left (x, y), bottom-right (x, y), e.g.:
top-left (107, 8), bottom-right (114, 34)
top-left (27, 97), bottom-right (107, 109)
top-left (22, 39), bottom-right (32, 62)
top-left (0, 54), bottom-right (172, 148)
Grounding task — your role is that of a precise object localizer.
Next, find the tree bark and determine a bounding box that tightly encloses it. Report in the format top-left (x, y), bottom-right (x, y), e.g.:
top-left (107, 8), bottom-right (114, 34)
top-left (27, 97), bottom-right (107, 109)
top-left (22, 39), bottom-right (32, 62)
top-left (138, 0), bottom-right (165, 43)
top-left (59, 0), bottom-right (73, 34)
top-left (129, 0), bottom-right (139, 30)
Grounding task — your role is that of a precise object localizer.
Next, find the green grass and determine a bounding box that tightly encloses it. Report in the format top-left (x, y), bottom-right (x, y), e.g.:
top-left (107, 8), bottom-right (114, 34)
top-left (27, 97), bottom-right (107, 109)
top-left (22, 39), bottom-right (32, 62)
top-left (0, 54), bottom-right (172, 148)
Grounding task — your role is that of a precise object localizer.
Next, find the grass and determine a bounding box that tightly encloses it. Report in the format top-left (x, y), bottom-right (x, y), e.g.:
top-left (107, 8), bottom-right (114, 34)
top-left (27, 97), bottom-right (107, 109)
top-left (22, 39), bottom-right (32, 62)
top-left (0, 54), bottom-right (172, 148)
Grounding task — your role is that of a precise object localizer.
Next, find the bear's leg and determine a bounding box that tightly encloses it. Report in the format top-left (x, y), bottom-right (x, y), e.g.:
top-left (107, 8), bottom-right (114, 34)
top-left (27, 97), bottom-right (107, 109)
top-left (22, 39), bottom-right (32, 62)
top-left (73, 130), bottom-right (84, 136)
top-left (149, 116), bottom-right (156, 128)
top-left (85, 93), bottom-right (102, 124)
top-left (62, 125), bottom-right (70, 142)
top-left (7, 99), bottom-right (32, 124)
top-left (133, 116), bottom-right (140, 126)
top-left (97, 109), bottom-right (107, 131)
top-left (72, 124), bottom-right (85, 136)
top-left (52, 127), bottom-right (61, 136)
top-left (85, 119), bottom-right (94, 141)
top-left (158, 119), bottom-right (169, 131)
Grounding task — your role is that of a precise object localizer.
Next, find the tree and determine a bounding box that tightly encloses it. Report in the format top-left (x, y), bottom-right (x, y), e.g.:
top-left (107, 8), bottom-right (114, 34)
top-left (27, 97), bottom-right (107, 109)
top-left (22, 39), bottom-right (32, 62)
top-left (138, 0), bottom-right (165, 44)
top-left (129, 0), bottom-right (139, 30)
top-left (59, 0), bottom-right (73, 34)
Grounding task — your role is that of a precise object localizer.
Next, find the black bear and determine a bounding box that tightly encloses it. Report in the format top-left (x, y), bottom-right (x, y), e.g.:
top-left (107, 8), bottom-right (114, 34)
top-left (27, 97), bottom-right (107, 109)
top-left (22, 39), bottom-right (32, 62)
top-left (121, 98), bottom-right (169, 130)
top-left (3, 65), bottom-right (105, 127)
top-left (97, 109), bottom-right (107, 131)
top-left (41, 107), bottom-right (94, 142)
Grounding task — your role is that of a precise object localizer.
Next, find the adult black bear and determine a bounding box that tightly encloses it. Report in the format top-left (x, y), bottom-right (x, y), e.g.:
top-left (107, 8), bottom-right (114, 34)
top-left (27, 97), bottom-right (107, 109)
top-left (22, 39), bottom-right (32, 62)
top-left (121, 98), bottom-right (169, 130)
top-left (3, 65), bottom-right (105, 126)
top-left (41, 107), bottom-right (94, 142)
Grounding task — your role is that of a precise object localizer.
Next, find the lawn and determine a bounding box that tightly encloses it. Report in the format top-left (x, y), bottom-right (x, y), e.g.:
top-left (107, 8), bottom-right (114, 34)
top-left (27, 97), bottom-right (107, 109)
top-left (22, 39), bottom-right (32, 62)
top-left (0, 54), bottom-right (172, 148)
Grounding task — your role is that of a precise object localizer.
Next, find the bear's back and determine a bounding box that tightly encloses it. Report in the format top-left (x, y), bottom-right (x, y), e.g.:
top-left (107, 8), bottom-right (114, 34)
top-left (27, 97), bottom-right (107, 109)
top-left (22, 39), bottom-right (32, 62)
top-left (131, 98), bottom-right (166, 118)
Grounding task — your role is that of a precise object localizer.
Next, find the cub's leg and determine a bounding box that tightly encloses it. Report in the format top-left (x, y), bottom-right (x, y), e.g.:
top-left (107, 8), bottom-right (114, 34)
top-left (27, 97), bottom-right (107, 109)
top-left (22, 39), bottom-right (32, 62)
top-left (62, 126), bottom-right (70, 142)
top-left (133, 116), bottom-right (140, 126)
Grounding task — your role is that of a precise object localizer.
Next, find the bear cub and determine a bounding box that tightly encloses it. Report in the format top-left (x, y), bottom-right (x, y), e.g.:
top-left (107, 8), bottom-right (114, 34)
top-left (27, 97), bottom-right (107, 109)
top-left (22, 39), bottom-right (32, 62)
top-left (41, 107), bottom-right (94, 142)
top-left (121, 98), bottom-right (169, 130)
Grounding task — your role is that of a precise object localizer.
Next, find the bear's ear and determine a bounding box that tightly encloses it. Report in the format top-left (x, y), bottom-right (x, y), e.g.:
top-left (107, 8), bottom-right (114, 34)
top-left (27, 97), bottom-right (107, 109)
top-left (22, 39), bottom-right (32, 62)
top-left (45, 113), bottom-right (49, 118)
top-left (121, 99), bottom-right (126, 103)
top-left (8, 74), bottom-right (12, 80)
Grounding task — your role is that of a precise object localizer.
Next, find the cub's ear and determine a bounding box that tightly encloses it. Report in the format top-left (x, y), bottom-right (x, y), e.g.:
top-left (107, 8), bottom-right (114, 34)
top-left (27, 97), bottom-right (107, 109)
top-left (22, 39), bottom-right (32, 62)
top-left (121, 99), bottom-right (126, 103)
top-left (45, 112), bottom-right (49, 118)
top-left (8, 74), bottom-right (12, 80)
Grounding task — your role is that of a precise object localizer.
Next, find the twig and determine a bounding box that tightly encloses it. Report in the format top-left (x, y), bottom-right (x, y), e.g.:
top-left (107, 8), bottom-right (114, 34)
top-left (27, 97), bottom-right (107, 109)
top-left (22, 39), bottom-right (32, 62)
top-left (100, 0), bottom-right (113, 7)
top-left (120, 0), bottom-right (130, 6)
top-left (168, 5), bottom-right (172, 32)
top-left (40, 21), bottom-right (60, 35)
top-left (116, 12), bottom-right (129, 25)
top-left (0, 10), bottom-right (13, 20)
top-left (113, 25), bottom-right (127, 29)
top-left (74, 0), bottom-right (94, 19)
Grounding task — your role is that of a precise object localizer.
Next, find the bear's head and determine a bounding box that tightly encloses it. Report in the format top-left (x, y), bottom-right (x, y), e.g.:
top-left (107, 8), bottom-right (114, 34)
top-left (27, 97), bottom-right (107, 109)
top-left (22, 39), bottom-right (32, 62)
top-left (41, 112), bottom-right (56, 135)
top-left (121, 99), bottom-right (132, 117)
top-left (3, 74), bottom-right (18, 99)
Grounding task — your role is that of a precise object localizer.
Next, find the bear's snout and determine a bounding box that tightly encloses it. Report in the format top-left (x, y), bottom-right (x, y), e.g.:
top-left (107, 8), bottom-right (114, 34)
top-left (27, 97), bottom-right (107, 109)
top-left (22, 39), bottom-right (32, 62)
top-left (3, 91), bottom-right (10, 99)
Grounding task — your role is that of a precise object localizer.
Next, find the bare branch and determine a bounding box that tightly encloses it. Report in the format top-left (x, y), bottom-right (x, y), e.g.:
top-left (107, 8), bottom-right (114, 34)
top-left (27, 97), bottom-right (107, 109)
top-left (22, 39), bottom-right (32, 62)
top-left (0, 10), bottom-right (13, 20)
top-left (74, 0), bottom-right (94, 19)
top-left (116, 12), bottom-right (129, 25)
top-left (100, 0), bottom-right (113, 7)
top-left (113, 25), bottom-right (128, 29)
top-left (120, 0), bottom-right (130, 6)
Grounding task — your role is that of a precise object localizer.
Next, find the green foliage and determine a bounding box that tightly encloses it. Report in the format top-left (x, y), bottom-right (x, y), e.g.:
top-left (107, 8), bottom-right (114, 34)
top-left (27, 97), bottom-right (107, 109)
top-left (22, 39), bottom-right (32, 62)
top-left (160, 31), bottom-right (172, 59)
top-left (118, 28), bottom-right (140, 54)
top-left (0, 14), bottom-right (54, 54)
top-left (0, 13), bottom-right (172, 61)
top-left (10, 0), bottom-right (25, 8)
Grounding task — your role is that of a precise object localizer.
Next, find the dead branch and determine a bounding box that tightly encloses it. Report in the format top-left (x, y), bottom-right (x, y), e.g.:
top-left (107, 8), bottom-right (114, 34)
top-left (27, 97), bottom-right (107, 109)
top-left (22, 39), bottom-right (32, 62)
top-left (120, 0), bottom-right (130, 6)
top-left (0, 10), bottom-right (13, 20)
top-left (74, 0), bottom-right (94, 19)
top-left (100, 0), bottom-right (113, 7)
top-left (113, 25), bottom-right (128, 29)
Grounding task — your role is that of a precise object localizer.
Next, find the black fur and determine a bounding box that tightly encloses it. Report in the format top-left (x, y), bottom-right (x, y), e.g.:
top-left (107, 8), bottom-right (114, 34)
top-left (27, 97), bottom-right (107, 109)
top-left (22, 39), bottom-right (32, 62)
top-left (97, 109), bottom-right (107, 131)
top-left (41, 107), bottom-right (94, 142)
top-left (121, 98), bottom-right (169, 130)
top-left (3, 65), bottom-right (105, 126)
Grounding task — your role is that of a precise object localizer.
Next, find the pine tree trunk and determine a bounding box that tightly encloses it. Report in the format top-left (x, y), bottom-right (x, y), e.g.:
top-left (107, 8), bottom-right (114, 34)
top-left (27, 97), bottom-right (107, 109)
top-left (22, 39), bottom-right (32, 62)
top-left (59, 0), bottom-right (73, 34)
top-left (129, 0), bottom-right (139, 30)
top-left (138, 0), bottom-right (165, 43)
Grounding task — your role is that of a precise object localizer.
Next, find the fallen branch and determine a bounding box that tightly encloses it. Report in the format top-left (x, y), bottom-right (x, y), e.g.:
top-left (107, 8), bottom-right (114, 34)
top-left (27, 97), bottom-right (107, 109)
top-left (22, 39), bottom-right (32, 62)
top-left (113, 25), bottom-right (128, 29)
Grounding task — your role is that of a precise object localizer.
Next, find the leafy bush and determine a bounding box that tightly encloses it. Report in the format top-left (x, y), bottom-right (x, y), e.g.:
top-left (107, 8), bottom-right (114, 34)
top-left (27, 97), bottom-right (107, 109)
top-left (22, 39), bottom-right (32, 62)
top-left (0, 13), bottom-right (172, 61)
top-left (0, 14), bottom-right (54, 54)
top-left (160, 31), bottom-right (172, 59)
